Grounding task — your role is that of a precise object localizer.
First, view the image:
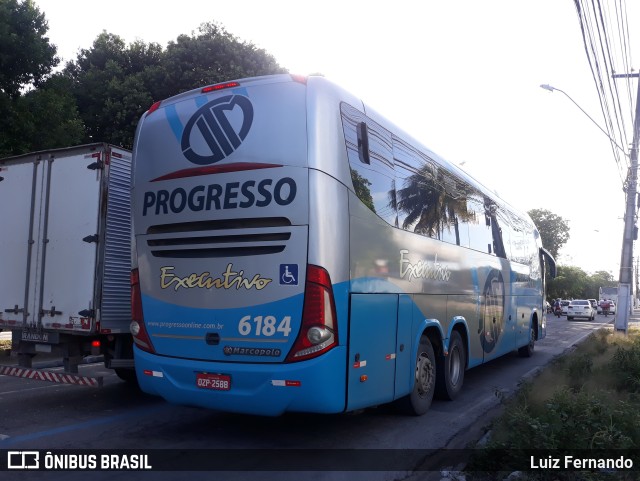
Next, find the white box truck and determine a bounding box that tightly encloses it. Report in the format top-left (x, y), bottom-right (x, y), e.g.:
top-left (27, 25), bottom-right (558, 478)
top-left (598, 286), bottom-right (618, 314)
top-left (599, 286), bottom-right (618, 304)
top-left (0, 144), bottom-right (134, 386)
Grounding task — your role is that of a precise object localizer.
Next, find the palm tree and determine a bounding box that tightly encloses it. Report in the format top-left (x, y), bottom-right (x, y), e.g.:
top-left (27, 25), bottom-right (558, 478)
top-left (393, 165), bottom-right (475, 243)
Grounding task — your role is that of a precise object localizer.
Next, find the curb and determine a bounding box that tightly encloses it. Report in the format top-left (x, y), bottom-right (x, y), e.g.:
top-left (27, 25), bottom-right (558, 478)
top-left (407, 323), bottom-right (617, 480)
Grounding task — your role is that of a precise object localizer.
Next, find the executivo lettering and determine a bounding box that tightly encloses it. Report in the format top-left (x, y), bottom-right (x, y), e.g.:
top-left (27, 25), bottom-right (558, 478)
top-left (160, 264), bottom-right (272, 291)
top-left (399, 249), bottom-right (451, 282)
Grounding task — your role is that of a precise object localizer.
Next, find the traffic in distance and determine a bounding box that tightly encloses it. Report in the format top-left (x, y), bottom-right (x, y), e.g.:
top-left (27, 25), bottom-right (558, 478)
top-left (550, 298), bottom-right (616, 319)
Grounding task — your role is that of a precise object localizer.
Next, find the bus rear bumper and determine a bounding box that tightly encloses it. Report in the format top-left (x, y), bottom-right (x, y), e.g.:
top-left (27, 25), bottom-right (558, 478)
top-left (134, 345), bottom-right (347, 416)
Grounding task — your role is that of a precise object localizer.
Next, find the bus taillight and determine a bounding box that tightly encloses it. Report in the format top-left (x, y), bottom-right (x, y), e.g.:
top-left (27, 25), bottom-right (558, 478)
top-left (146, 101), bottom-right (162, 116)
top-left (201, 81), bottom-right (240, 93)
top-left (290, 74), bottom-right (308, 84)
top-left (286, 265), bottom-right (338, 362)
top-left (130, 268), bottom-right (155, 354)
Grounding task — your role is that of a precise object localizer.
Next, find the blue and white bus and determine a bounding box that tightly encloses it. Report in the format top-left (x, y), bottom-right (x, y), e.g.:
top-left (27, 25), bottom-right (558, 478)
top-left (130, 74), bottom-right (556, 416)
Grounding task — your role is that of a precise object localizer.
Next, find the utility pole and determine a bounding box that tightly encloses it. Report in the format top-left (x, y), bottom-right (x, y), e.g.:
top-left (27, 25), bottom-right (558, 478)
top-left (636, 256), bottom-right (639, 308)
top-left (614, 72), bottom-right (640, 332)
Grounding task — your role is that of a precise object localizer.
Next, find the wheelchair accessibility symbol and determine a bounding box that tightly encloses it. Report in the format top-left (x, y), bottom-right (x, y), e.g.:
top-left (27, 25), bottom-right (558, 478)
top-left (280, 264), bottom-right (298, 285)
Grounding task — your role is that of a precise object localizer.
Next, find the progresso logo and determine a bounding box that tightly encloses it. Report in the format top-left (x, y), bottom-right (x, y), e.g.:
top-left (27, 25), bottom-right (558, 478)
top-left (181, 95), bottom-right (254, 165)
top-left (142, 178), bottom-right (297, 216)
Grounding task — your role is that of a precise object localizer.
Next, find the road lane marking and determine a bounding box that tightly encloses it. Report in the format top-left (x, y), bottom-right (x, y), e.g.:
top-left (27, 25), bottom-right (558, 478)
top-left (0, 383), bottom-right (73, 395)
top-left (0, 404), bottom-right (171, 447)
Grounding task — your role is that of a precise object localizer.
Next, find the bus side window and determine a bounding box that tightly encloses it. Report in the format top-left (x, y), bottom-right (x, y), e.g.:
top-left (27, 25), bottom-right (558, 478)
top-left (393, 137), bottom-right (474, 247)
top-left (466, 192), bottom-right (494, 255)
top-left (510, 227), bottom-right (527, 264)
top-left (393, 139), bottom-right (431, 235)
top-left (438, 170), bottom-right (470, 247)
top-left (495, 209), bottom-right (513, 260)
top-left (341, 103), bottom-right (397, 226)
top-left (488, 204), bottom-right (507, 259)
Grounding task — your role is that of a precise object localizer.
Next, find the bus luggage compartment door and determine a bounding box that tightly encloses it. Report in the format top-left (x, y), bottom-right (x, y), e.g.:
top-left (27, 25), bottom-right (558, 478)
top-left (346, 294), bottom-right (397, 411)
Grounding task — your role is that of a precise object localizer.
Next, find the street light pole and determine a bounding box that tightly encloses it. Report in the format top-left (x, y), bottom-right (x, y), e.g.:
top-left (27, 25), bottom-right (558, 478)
top-left (540, 81), bottom-right (639, 332)
top-left (539, 84), bottom-right (629, 155)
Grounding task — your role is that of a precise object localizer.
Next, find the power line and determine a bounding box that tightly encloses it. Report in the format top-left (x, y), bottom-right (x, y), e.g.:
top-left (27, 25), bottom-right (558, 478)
top-left (573, 0), bottom-right (637, 186)
top-left (596, 0), bottom-right (630, 154)
top-left (614, 0), bottom-right (635, 120)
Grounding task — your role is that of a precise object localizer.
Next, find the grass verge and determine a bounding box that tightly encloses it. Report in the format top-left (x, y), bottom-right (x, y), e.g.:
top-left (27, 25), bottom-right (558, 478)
top-left (466, 327), bottom-right (640, 480)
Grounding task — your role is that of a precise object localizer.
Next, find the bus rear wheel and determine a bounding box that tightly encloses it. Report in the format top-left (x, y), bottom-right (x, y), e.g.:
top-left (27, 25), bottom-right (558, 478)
top-left (518, 326), bottom-right (535, 358)
top-left (397, 335), bottom-right (436, 416)
top-left (436, 330), bottom-right (465, 400)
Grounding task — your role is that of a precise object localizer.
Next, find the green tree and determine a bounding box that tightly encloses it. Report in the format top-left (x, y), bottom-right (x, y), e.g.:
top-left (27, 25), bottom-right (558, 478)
top-left (546, 266), bottom-right (616, 300)
top-left (64, 33), bottom-right (161, 148)
top-left (0, 0), bottom-right (57, 97)
top-left (158, 22), bottom-right (286, 99)
top-left (548, 265), bottom-right (589, 300)
top-left (528, 208), bottom-right (570, 260)
top-left (65, 23), bottom-right (287, 149)
top-left (18, 74), bottom-right (84, 150)
top-left (0, 0), bottom-right (73, 156)
top-left (587, 270), bottom-right (617, 299)
top-left (1, 77), bottom-right (84, 154)
top-left (0, 93), bottom-right (26, 154)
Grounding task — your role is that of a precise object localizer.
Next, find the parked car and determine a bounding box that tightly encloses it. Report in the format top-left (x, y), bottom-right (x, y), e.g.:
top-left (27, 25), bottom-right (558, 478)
top-left (567, 299), bottom-right (595, 321)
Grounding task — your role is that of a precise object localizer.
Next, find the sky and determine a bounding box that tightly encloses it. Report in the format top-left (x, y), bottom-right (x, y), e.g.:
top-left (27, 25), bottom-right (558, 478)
top-left (33, 0), bottom-right (639, 275)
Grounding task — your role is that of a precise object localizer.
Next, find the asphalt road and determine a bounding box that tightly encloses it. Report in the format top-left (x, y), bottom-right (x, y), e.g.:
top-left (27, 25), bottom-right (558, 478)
top-left (0, 313), bottom-right (621, 481)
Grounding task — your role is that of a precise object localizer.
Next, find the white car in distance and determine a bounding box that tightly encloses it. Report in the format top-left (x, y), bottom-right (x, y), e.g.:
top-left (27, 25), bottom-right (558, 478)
top-left (567, 299), bottom-right (595, 321)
